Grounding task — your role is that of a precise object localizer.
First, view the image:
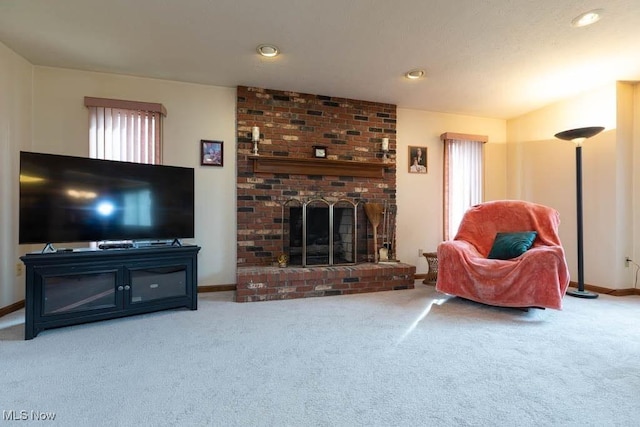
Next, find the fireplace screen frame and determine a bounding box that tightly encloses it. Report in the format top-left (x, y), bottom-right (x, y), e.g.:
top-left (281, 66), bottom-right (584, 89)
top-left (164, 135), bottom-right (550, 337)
top-left (282, 198), bottom-right (360, 267)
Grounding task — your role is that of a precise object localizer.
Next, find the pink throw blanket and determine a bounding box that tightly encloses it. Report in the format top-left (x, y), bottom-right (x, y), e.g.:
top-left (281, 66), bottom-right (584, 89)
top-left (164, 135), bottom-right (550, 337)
top-left (436, 200), bottom-right (570, 310)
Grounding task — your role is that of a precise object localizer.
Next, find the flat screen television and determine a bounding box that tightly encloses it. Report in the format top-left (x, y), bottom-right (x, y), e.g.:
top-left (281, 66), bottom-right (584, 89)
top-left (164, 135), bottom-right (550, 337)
top-left (19, 151), bottom-right (195, 245)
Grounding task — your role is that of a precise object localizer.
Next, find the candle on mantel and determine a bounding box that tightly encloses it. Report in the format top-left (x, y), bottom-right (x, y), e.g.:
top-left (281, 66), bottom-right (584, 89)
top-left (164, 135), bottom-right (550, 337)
top-left (381, 137), bottom-right (389, 151)
top-left (252, 126), bottom-right (260, 141)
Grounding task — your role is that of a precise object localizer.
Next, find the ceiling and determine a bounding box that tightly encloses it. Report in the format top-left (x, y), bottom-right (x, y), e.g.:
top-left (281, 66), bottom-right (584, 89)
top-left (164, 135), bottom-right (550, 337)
top-left (1, 0), bottom-right (639, 119)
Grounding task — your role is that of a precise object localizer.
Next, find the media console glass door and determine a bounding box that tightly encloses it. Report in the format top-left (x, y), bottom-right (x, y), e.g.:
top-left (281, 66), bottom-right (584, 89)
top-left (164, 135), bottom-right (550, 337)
top-left (40, 263), bottom-right (192, 315)
top-left (128, 264), bottom-right (190, 304)
top-left (41, 267), bottom-right (124, 317)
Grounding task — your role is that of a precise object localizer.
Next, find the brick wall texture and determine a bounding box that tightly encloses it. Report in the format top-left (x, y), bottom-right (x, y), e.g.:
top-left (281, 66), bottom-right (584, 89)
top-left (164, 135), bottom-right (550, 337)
top-left (236, 86), bottom-right (397, 267)
top-left (236, 264), bottom-right (415, 302)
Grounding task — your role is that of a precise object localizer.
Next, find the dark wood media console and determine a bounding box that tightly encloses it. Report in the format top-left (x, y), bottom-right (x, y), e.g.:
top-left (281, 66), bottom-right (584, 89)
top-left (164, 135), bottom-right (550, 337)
top-left (20, 245), bottom-right (200, 340)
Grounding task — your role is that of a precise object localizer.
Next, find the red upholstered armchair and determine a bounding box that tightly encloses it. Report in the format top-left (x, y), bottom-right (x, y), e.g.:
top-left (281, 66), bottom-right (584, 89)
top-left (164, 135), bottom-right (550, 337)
top-left (435, 200), bottom-right (570, 310)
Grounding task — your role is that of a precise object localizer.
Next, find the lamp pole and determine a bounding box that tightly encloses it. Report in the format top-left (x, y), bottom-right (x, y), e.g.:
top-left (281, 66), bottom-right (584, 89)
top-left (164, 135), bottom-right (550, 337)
top-left (569, 143), bottom-right (597, 297)
top-left (554, 126), bottom-right (604, 299)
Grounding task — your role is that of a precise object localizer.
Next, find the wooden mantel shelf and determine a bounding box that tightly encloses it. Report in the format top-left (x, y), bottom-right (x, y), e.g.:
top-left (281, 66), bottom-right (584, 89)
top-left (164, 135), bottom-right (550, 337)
top-left (248, 155), bottom-right (389, 178)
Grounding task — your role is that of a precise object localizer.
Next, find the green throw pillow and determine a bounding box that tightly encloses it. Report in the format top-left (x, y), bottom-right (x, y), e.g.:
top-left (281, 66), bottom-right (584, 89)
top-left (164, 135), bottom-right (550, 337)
top-left (487, 231), bottom-right (538, 260)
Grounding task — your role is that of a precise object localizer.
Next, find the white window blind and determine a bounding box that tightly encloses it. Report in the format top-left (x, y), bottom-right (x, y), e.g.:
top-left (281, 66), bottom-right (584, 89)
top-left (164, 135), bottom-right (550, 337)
top-left (85, 97), bottom-right (166, 164)
top-left (442, 132), bottom-right (487, 240)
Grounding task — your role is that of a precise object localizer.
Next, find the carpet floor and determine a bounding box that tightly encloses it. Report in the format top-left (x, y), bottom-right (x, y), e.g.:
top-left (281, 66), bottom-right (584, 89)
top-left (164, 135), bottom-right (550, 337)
top-left (1, 281), bottom-right (639, 426)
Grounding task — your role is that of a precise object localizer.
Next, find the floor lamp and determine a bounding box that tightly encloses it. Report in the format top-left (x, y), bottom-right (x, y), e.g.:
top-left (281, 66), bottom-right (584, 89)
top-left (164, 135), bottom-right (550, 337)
top-left (554, 126), bottom-right (604, 298)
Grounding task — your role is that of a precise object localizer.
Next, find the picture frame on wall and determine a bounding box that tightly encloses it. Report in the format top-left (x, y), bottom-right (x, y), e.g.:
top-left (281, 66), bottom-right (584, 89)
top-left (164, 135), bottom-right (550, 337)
top-left (408, 146), bottom-right (427, 173)
top-left (200, 140), bottom-right (223, 166)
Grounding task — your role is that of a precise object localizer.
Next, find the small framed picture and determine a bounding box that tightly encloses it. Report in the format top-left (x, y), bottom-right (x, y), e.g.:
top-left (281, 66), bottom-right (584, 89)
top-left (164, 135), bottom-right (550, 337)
top-left (201, 140), bottom-right (223, 166)
top-left (408, 146), bottom-right (427, 173)
top-left (313, 145), bottom-right (327, 158)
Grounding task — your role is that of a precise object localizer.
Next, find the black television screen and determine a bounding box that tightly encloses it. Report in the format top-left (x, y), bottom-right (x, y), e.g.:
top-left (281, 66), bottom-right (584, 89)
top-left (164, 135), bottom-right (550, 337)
top-left (19, 151), bottom-right (195, 244)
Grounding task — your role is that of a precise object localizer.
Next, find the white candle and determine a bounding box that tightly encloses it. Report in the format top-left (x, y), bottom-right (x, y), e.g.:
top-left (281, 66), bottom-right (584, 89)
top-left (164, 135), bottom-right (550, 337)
top-left (381, 137), bottom-right (389, 151)
top-left (252, 126), bottom-right (260, 141)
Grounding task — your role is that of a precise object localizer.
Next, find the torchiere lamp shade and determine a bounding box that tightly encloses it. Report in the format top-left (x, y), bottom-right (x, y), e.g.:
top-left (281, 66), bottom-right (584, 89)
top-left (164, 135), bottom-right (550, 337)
top-left (554, 126), bottom-right (604, 141)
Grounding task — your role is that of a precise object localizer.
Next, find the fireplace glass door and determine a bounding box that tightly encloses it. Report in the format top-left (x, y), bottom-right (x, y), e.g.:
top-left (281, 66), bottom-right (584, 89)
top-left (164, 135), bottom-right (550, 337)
top-left (286, 198), bottom-right (358, 267)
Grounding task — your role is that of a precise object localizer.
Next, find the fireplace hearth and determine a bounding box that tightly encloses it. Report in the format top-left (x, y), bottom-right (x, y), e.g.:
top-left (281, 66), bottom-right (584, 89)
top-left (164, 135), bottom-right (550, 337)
top-left (236, 263), bottom-right (416, 302)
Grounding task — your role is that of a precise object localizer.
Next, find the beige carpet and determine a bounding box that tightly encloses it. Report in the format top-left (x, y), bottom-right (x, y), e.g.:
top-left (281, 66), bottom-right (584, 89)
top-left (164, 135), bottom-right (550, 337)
top-left (1, 281), bottom-right (639, 426)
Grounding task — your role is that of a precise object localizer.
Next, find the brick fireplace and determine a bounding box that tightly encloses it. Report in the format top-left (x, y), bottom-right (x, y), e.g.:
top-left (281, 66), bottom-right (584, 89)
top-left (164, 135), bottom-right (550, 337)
top-left (235, 86), bottom-right (415, 302)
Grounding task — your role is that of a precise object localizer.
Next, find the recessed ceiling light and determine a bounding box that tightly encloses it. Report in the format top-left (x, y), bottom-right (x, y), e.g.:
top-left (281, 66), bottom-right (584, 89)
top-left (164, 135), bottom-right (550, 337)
top-left (405, 69), bottom-right (425, 80)
top-left (257, 44), bottom-right (279, 57)
top-left (571, 9), bottom-right (603, 27)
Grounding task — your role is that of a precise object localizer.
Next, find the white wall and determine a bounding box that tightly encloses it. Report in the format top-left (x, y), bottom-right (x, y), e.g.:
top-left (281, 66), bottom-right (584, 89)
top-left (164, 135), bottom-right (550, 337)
top-left (616, 82), bottom-right (636, 290)
top-left (396, 108), bottom-right (506, 273)
top-left (30, 67), bottom-right (237, 287)
top-left (506, 83), bottom-right (632, 289)
top-left (0, 42), bottom-right (33, 308)
top-left (633, 84), bottom-right (640, 289)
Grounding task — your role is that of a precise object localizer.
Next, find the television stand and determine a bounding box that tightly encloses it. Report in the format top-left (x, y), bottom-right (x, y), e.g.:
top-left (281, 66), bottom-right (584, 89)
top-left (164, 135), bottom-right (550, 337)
top-left (21, 245), bottom-right (200, 339)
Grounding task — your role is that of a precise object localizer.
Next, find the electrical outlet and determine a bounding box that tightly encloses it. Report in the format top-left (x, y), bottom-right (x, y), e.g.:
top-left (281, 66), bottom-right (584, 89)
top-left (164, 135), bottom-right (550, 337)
top-left (418, 249), bottom-right (424, 257)
top-left (15, 262), bottom-right (23, 276)
top-left (625, 257), bottom-right (631, 267)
